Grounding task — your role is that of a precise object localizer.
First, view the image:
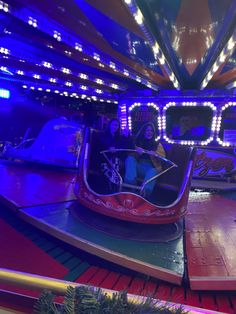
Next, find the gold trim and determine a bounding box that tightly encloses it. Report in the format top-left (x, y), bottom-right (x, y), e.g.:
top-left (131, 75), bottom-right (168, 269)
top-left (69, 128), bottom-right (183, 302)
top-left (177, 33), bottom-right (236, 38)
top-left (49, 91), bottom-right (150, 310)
top-left (0, 268), bottom-right (217, 314)
top-left (0, 268), bottom-right (78, 294)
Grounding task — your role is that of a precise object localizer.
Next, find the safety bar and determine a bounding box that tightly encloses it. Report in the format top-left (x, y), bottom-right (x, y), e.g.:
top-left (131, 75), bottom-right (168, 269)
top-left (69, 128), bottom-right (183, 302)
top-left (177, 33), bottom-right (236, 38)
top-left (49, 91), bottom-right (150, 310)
top-left (100, 149), bottom-right (178, 194)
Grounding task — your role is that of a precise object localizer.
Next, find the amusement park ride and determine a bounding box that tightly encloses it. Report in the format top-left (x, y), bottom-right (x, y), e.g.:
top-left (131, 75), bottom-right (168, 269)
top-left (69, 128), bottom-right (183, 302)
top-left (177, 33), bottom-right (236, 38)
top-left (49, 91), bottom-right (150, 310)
top-left (0, 0), bottom-right (236, 312)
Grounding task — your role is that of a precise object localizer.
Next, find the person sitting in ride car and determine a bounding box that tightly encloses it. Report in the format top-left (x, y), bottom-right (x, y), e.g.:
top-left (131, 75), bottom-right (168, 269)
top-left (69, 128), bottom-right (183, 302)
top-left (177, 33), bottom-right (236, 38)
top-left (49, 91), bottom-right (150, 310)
top-left (124, 122), bottom-right (165, 199)
top-left (99, 118), bottom-right (133, 186)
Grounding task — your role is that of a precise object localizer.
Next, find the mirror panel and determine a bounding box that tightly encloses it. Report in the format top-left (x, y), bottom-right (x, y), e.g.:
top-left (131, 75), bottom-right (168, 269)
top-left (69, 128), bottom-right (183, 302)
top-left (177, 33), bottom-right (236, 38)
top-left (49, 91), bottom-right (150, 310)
top-left (128, 103), bottom-right (160, 139)
top-left (164, 102), bottom-right (216, 144)
top-left (217, 103), bottom-right (236, 146)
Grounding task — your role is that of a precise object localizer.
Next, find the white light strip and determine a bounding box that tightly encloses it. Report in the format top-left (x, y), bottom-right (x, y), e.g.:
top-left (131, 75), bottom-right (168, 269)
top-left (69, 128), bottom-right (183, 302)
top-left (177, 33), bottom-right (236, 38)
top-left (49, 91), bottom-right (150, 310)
top-left (2, 2), bottom-right (157, 91)
top-left (21, 84), bottom-right (117, 103)
top-left (216, 102), bottom-right (236, 146)
top-left (201, 31), bottom-right (236, 90)
top-left (122, 0), bottom-right (180, 90)
top-left (128, 102), bottom-right (161, 139)
top-left (1, 51), bottom-right (123, 91)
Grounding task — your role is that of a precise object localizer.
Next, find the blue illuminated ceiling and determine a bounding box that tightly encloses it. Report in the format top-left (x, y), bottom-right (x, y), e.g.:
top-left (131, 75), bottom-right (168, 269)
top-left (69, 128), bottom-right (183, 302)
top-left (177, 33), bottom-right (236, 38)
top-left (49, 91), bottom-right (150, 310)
top-left (0, 0), bottom-right (235, 97)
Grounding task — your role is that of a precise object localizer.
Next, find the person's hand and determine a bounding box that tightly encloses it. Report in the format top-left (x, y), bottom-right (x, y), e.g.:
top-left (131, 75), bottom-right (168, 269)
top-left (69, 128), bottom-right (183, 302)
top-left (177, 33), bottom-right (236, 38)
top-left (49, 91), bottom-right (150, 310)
top-left (136, 146), bottom-right (144, 155)
top-left (109, 146), bottom-right (116, 153)
top-left (148, 150), bottom-right (156, 156)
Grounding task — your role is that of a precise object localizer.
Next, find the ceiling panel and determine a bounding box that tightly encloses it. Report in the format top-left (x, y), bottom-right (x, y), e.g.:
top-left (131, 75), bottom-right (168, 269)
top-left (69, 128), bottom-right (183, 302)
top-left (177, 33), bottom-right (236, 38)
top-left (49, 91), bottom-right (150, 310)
top-left (0, 0), bottom-right (235, 95)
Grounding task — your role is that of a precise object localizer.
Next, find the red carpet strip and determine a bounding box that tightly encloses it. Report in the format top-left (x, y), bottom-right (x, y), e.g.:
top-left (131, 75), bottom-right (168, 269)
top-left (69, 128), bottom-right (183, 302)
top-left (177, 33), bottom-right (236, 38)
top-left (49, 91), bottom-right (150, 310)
top-left (0, 218), bottom-right (68, 296)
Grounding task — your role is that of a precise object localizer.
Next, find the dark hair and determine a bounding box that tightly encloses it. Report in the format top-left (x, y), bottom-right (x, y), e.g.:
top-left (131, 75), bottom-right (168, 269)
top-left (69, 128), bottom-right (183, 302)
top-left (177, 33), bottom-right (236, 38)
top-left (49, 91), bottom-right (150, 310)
top-left (136, 122), bottom-right (156, 140)
top-left (106, 118), bottom-right (121, 135)
top-left (135, 122), bottom-right (157, 151)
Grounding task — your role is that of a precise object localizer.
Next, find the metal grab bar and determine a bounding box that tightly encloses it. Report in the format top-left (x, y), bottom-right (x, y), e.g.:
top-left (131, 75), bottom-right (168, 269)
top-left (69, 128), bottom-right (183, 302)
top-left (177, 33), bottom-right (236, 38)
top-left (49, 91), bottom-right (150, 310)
top-left (140, 164), bottom-right (177, 195)
top-left (100, 149), bottom-right (178, 194)
top-left (100, 148), bottom-right (177, 167)
top-left (0, 267), bottom-right (205, 314)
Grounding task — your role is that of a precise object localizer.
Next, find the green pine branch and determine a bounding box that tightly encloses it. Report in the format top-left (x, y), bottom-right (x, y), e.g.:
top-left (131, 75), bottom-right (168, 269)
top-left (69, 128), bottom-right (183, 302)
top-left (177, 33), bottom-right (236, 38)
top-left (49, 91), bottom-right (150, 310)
top-left (34, 286), bottom-right (189, 314)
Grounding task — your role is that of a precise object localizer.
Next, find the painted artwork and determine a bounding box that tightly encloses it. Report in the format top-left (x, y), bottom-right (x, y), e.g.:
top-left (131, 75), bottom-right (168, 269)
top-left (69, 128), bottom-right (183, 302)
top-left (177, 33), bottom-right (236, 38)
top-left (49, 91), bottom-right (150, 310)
top-left (193, 148), bottom-right (236, 180)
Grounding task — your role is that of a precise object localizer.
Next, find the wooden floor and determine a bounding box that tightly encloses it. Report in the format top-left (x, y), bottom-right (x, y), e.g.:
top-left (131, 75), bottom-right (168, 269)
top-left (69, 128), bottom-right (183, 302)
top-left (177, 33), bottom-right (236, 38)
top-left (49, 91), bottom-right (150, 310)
top-left (0, 160), bottom-right (236, 313)
top-left (186, 191), bottom-right (236, 290)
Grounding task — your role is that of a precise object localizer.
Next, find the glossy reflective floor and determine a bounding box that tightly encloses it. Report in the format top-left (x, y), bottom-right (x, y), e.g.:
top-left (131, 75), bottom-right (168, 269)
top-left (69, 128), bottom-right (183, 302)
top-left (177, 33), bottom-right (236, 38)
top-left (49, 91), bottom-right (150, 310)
top-left (0, 160), bottom-right (236, 313)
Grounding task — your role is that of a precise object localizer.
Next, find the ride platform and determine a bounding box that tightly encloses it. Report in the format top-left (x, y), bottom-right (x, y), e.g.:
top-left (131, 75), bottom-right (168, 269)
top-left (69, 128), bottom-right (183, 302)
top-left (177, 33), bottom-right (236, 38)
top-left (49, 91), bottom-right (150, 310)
top-left (18, 201), bottom-right (184, 285)
top-left (0, 204), bottom-right (235, 314)
top-left (0, 160), bottom-right (236, 291)
top-left (0, 159), bottom-right (184, 285)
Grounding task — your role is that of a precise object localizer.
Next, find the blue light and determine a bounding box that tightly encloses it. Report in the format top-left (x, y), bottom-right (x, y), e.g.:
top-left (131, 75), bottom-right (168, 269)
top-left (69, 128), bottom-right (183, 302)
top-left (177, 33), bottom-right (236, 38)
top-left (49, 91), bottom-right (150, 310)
top-left (0, 88), bottom-right (10, 99)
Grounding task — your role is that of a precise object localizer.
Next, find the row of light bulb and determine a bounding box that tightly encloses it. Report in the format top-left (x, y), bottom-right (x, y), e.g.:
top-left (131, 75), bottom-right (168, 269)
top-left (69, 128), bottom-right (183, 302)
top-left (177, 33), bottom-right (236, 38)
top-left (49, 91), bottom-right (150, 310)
top-left (201, 32), bottom-right (236, 89)
top-left (0, 48), bottom-right (123, 92)
top-left (14, 4), bottom-right (158, 91)
top-left (120, 101), bottom-right (236, 146)
top-left (123, 0), bottom-right (180, 90)
top-left (22, 84), bottom-right (118, 104)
